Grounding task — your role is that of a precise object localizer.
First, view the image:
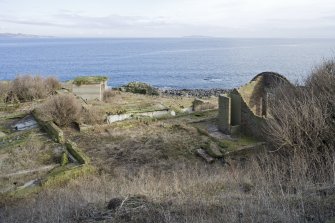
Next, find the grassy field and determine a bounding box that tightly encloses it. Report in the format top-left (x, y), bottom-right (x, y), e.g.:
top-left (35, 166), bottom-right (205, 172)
top-left (0, 90), bottom-right (334, 223)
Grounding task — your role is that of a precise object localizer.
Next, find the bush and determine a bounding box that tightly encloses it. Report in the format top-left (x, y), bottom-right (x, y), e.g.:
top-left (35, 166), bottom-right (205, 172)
top-left (122, 82), bottom-right (159, 96)
top-left (41, 94), bottom-right (82, 127)
top-left (265, 59), bottom-right (335, 182)
top-left (10, 75), bottom-right (61, 102)
top-left (103, 89), bottom-right (118, 103)
top-left (45, 76), bottom-right (62, 91)
top-left (82, 106), bottom-right (105, 125)
top-left (0, 81), bottom-right (11, 101)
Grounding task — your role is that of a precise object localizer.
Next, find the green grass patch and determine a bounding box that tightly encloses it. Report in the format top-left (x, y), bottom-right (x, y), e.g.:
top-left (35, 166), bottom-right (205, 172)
top-left (73, 76), bottom-right (108, 85)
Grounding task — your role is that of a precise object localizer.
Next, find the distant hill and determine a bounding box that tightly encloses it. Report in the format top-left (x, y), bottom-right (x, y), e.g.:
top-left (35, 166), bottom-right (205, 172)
top-left (0, 33), bottom-right (53, 38)
top-left (182, 35), bottom-right (214, 38)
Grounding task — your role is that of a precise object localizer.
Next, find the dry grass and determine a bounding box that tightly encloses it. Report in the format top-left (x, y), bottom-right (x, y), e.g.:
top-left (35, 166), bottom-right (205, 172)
top-left (1, 155), bottom-right (334, 223)
top-left (92, 91), bottom-right (196, 114)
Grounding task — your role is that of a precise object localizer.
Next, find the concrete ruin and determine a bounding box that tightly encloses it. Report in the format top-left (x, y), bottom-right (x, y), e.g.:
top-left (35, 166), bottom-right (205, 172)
top-left (72, 76), bottom-right (108, 101)
top-left (218, 72), bottom-right (291, 138)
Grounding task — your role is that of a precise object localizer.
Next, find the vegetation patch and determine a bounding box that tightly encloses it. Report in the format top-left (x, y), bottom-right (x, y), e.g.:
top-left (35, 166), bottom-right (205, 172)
top-left (73, 76), bottom-right (108, 85)
top-left (65, 140), bottom-right (90, 164)
top-left (122, 82), bottom-right (159, 95)
top-left (41, 164), bottom-right (95, 188)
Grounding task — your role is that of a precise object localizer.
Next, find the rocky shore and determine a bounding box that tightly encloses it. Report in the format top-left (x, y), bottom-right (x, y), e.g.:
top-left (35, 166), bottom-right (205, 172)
top-left (159, 88), bottom-right (230, 98)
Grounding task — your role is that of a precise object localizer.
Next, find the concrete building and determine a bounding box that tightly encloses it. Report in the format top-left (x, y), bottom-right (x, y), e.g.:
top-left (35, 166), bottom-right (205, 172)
top-left (218, 72), bottom-right (291, 138)
top-left (72, 76), bottom-right (108, 101)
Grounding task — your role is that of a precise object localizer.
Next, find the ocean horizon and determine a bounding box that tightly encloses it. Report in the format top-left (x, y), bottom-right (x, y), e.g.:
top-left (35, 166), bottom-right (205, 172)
top-left (0, 37), bottom-right (334, 89)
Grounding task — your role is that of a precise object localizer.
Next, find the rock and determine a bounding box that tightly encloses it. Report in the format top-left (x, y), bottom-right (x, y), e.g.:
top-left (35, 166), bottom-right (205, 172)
top-left (13, 115), bottom-right (38, 131)
top-left (196, 149), bottom-right (215, 163)
top-left (160, 88), bottom-right (229, 98)
top-left (107, 114), bottom-right (132, 124)
top-left (170, 110), bottom-right (176, 116)
top-left (207, 143), bottom-right (223, 158)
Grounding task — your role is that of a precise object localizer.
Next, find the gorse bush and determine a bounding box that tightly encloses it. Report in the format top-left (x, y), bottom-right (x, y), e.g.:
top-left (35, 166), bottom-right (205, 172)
top-left (9, 75), bottom-right (61, 102)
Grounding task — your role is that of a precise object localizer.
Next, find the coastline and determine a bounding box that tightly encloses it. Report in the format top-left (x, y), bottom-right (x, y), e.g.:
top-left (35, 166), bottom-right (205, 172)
top-left (158, 88), bottom-right (230, 97)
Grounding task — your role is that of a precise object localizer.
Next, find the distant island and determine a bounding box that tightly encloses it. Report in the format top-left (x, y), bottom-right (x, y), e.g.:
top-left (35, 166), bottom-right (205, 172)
top-left (182, 35), bottom-right (215, 38)
top-left (0, 33), bottom-right (53, 38)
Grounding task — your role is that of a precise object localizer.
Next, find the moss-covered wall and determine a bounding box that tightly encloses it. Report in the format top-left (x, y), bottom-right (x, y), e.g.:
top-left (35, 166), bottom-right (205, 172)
top-left (65, 140), bottom-right (90, 164)
top-left (32, 110), bottom-right (65, 143)
top-left (237, 76), bottom-right (265, 117)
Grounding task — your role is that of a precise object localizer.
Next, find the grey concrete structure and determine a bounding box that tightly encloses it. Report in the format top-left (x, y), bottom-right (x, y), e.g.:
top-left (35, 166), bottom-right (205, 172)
top-left (72, 81), bottom-right (107, 101)
top-left (218, 72), bottom-right (291, 138)
top-left (218, 95), bottom-right (231, 134)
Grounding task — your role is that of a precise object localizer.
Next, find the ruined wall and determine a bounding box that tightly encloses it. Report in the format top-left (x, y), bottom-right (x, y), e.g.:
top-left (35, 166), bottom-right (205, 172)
top-left (237, 76), bottom-right (265, 117)
top-left (32, 110), bottom-right (65, 143)
top-left (72, 83), bottom-right (104, 101)
top-left (218, 95), bottom-right (231, 134)
top-left (227, 89), bottom-right (265, 139)
top-left (230, 92), bottom-right (241, 126)
top-left (240, 95), bottom-right (266, 139)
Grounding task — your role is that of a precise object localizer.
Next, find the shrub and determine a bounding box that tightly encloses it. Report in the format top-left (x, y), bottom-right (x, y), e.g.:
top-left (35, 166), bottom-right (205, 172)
top-left (122, 82), bottom-right (159, 96)
top-left (45, 76), bottom-right (62, 92)
top-left (103, 89), bottom-right (118, 103)
top-left (10, 75), bottom-right (61, 102)
top-left (82, 106), bottom-right (105, 125)
top-left (265, 59), bottom-right (335, 182)
top-left (41, 94), bottom-right (82, 127)
top-left (0, 81), bottom-right (11, 101)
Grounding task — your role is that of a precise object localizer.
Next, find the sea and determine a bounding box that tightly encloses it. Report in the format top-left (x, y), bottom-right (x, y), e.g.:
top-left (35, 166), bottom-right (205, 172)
top-left (0, 37), bottom-right (334, 89)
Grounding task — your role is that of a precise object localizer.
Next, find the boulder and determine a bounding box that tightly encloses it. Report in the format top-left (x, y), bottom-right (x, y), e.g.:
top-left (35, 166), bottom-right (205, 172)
top-left (196, 149), bottom-right (214, 163)
top-left (207, 142), bottom-right (224, 158)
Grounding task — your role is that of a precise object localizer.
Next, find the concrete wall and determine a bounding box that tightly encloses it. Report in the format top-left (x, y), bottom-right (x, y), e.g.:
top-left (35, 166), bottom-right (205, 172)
top-left (218, 95), bottom-right (231, 134)
top-left (240, 98), bottom-right (265, 139)
top-left (73, 82), bottom-right (106, 101)
top-left (237, 76), bottom-right (265, 117)
top-left (230, 92), bottom-right (241, 126)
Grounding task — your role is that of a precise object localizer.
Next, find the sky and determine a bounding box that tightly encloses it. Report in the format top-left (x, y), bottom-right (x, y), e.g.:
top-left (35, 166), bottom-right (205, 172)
top-left (0, 0), bottom-right (335, 38)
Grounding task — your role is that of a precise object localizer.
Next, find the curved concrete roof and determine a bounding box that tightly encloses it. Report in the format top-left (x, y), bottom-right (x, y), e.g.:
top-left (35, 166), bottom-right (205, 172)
top-left (251, 71), bottom-right (291, 88)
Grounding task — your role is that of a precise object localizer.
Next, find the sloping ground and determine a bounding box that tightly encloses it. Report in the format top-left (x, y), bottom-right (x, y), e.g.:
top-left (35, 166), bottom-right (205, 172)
top-left (90, 91), bottom-right (216, 114)
top-left (0, 113), bottom-right (63, 193)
